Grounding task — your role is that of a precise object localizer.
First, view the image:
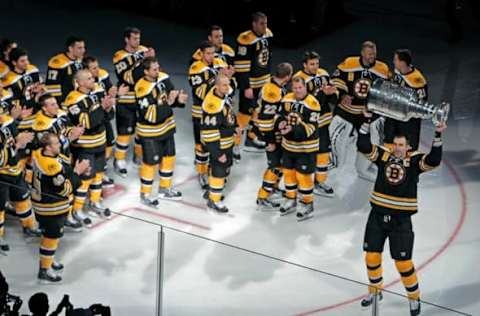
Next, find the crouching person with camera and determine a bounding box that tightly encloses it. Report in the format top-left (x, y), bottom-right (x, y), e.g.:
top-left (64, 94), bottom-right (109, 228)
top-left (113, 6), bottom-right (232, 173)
top-left (31, 133), bottom-right (90, 283)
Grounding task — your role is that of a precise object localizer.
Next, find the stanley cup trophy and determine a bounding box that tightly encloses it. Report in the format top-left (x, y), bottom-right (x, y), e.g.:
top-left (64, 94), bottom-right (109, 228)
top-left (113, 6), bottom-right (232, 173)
top-left (367, 78), bottom-right (450, 125)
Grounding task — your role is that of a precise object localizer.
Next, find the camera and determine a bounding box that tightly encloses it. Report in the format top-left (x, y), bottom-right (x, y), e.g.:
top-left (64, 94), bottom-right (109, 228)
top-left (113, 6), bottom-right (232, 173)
top-left (56, 295), bottom-right (110, 316)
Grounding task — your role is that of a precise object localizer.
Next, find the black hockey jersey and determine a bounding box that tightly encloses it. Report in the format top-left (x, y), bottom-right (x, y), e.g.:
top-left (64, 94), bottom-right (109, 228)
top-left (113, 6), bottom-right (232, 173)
top-left (45, 53), bottom-right (83, 102)
top-left (188, 58), bottom-right (228, 120)
top-left (135, 72), bottom-right (184, 141)
top-left (63, 85), bottom-right (107, 153)
top-left (32, 109), bottom-right (72, 162)
top-left (331, 56), bottom-right (390, 121)
top-left (31, 148), bottom-right (81, 216)
top-left (357, 122), bottom-right (442, 216)
top-left (234, 29), bottom-right (273, 90)
top-left (280, 93), bottom-right (321, 154)
top-left (113, 45), bottom-right (148, 107)
top-left (201, 87), bottom-right (237, 159)
top-left (254, 78), bottom-right (287, 144)
top-left (0, 113), bottom-right (22, 177)
top-left (392, 67), bottom-right (428, 102)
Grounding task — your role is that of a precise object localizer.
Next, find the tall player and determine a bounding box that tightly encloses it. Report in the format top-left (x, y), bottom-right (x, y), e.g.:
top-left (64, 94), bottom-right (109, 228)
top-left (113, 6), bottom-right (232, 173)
top-left (330, 41), bottom-right (390, 181)
top-left (234, 12), bottom-right (273, 152)
top-left (357, 109), bottom-right (446, 315)
top-left (113, 27), bottom-right (155, 177)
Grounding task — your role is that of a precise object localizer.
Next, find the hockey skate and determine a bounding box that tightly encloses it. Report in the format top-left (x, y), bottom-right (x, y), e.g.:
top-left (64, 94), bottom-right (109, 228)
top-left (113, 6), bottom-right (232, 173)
top-left (113, 159), bottom-right (128, 178)
top-left (207, 199), bottom-right (229, 213)
top-left (140, 193), bottom-right (159, 208)
top-left (73, 210), bottom-right (93, 228)
top-left (88, 201), bottom-right (112, 218)
top-left (279, 198), bottom-right (296, 216)
top-left (313, 182), bottom-right (335, 197)
top-left (38, 268), bottom-right (62, 284)
top-left (158, 188), bottom-right (182, 201)
top-left (361, 292), bottom-right (383, 308)
top-left (256, 196), bottom-right (280, 211)
top-left (296, 202), bottom-right (314, 221)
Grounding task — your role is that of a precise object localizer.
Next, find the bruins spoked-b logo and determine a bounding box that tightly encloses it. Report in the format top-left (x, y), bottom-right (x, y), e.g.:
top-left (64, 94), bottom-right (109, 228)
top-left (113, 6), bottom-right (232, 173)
top-left (385, 161), bottom-right (406, 185)
top-left (353, 78), bottom-right (371, 99)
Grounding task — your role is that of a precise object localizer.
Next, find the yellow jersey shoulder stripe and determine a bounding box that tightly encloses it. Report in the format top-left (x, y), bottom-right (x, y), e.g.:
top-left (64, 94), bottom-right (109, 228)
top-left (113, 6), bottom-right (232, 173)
top-left (48, 53), bottom-right (74, 69)
top-left (202, 89), bottom-right (224, 114)
top-left (32, 149), bottom-right (62, 176)
top-left (135, 78), bottom-right (155, 98)
top-left (261, 82), bottom-right (282, 103)
top-left (189, 61), bottom-right (210, 75)
top-left (237, 28), bottom-right (273, 45)
top-left (63, 90), bottom-right (87, 107)
top-left (337, 56), bottom-right (363, 72)
top-left (98, 68), bottom-right (110, 81)
top-left (221, 44), bottom-right (235, 56)
top-left (403, 68), bottom-right (427, 88)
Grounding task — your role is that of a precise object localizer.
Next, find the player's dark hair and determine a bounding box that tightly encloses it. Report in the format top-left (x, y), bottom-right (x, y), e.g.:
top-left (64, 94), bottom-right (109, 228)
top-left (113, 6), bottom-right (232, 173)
top-left (274, 62), bottom-right (293, 79)
top-left (39, 93), bottom-right (56, 107)
top-left (0, 38), bottom-right (17, 60)
top-left (199, 40), bottom-right (215, 52)
top-left (252, 12), bottom-right (267, 22)
top-left (9, 47), bottom-right (28, 62)
top-left (39, 132), bottom-right (58, 148)
top-left (394, 48), bottom-right (412, 66)
top-left (82, 56), bottom-right (98, 68)
top-left (208, 25), bottom-right (222, 36)
top-left (142, 56), bottom-right (158, 70)
top-left (124, 27), bottom-right (141, 39)
top-left (65, 36), bottom-right (84, 49)
top-left (303, 51), bottom-right (320, 64)
top-left (361, 40), bottom-right (376, 51)
top-left (292, 76), bottom-right (306, 86)
top-left (393, 133), bottom-right (410, 144)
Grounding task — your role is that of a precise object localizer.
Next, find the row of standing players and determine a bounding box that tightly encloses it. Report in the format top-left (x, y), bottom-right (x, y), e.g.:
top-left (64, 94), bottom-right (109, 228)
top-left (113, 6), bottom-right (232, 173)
top-left (185, 19), bottom-right (439, 316)
top-left (0, 13), bottom-right (439, 314)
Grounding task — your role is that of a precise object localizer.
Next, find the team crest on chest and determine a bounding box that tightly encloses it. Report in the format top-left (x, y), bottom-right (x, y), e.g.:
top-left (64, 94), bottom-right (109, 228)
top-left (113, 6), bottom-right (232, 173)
top-left (385, 161), bottom-right (406, 185)
top-left (353, 78), bottom-right (371, 99)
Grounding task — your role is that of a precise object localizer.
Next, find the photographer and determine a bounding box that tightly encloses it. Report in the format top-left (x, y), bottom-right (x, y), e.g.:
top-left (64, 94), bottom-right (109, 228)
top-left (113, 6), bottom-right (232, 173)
top-left (0, 271), bottom-right (22, 316)
top-left (28, 293), bottom-right (110, 316)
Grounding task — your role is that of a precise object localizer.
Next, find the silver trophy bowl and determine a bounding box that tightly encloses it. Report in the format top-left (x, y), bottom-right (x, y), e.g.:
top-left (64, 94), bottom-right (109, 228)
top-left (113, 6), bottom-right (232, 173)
top-left (367, 79), bottom-right (449, 125)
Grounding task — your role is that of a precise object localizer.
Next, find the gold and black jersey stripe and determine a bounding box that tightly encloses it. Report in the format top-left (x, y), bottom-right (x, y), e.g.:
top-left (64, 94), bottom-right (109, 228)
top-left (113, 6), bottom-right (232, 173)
top-left (234, 28), bottom-right (273, 90)
top-left (254, 78), bottom-right (286, 143)
top-left (63, 85), bottom-right (106, 151)
top-left (0, 114), bottom-right (22, 176)
top-left (0, 88), bottom-right (13, 113)
top-left (357, 123), bottom-right (443, 216)
top-left (2, 64), bottom-right (41, 110)
top-left (135, 72), bottom-right (178, 140)
top-left (96, 68), bottom-right (113, 93)
top-left (188, 58), bottom-right (228, 120)
top-left (0, 60), bottom-right (10, 79)
top-left (331, 56), bottom-right (390, 118)
top-left (280, 93), bottom-right (321, 154)
top-left (45, 53), bottom-right (83, 102)
top-left (393, 67), bottom-right (428, 102)
top-left (33, 109), bottom-right (72, 159)
top-left (113, 46), bottom-right (148, 107)
top-left (294, 68), bottom-right (337, 128)
top-left (31, 149), bottom-right (80, 216)
top-left (201, 87), bottom-right (236, 157)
